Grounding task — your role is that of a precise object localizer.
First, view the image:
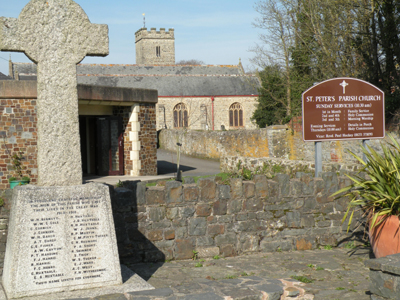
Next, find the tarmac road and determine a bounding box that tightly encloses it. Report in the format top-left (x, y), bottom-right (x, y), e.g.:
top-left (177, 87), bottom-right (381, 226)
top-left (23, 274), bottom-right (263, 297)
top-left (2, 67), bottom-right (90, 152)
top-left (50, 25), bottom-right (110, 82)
top-left (157, 149), bottom-right (221, 177)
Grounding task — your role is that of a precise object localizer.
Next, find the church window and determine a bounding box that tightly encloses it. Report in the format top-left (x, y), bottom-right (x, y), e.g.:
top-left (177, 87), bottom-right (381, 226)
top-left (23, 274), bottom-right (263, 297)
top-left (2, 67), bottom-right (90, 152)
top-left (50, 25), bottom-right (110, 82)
top-left (156, 46), bottom-right (161, 57)
top-left (173, 103), bottom-right (188, 128)
top-left (229, 103), bottom-right (244, 127)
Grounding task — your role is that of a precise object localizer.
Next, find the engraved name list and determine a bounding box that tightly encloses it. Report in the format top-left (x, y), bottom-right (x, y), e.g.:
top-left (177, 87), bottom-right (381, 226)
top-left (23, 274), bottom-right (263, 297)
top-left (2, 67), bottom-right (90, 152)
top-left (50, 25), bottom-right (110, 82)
top-left (8, 186), bottom-right (121, 294)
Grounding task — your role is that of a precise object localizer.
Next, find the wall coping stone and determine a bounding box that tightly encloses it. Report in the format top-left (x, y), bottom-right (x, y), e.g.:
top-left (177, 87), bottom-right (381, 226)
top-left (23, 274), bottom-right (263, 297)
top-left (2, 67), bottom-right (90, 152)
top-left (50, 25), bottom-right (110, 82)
top-left (365, 254), bottom-right (400, 299)
top-left (0, 80), bottom-right (158, 104)
top-left (365, 253), bottom-right (400, 275)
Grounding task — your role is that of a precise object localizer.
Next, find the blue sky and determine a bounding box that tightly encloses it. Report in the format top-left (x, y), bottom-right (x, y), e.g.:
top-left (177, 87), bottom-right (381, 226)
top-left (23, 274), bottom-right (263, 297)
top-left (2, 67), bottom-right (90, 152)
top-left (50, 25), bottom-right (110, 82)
top-left (0, 0), bottom-right (261, 76)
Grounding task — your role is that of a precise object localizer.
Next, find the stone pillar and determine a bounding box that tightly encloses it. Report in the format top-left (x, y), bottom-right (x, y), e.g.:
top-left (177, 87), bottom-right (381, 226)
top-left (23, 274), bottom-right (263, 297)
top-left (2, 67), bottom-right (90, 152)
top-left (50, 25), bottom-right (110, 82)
top-left (158, 105), bottom-right (166, 129)
top-left (266, 125), bottom-right (289, 159)
top-left (129, 104), bottom-right (141, 176)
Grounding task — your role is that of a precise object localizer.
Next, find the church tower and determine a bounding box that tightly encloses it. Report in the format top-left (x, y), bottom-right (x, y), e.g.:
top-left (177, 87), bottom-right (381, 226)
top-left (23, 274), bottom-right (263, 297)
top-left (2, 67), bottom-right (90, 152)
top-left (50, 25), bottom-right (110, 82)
top-left (135, 28), bottom-right (175, 65)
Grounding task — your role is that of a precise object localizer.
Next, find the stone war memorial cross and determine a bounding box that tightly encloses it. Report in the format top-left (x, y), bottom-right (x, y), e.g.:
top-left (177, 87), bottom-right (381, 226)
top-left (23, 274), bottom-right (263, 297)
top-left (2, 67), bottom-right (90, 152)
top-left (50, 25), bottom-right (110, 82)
top-left (0, 1), bottom-right (151, 298)
top-left (0, 0), bottom-right (109, 186)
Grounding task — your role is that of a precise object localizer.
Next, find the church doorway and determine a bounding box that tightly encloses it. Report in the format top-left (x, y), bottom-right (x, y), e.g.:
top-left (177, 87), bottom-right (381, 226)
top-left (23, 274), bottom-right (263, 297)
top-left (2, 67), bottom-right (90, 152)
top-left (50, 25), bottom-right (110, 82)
top-left (79, 116), bottom-right (124, 176)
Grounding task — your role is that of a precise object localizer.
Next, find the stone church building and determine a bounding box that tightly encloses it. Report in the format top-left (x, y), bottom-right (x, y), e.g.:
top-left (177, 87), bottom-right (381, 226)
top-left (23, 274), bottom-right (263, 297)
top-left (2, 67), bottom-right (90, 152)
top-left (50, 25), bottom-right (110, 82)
top-left (10, 27), bottom-right (260, 131)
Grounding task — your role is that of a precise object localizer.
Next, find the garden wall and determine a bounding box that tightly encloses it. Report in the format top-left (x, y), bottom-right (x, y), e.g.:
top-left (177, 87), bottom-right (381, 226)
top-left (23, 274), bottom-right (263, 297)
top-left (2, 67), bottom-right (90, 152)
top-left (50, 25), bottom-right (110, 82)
top-left (221, 156), bottom-right (361, 176)
top-left (110, 172), bottom-right (362, 264)
top-left (158, 127), bottom-right (399, 164)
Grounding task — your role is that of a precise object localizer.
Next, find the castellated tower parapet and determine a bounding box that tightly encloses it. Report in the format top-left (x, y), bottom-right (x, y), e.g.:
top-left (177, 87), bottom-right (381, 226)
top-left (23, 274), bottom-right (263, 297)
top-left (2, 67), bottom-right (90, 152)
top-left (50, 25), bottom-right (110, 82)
top-left (135, 28), bottom-right (175, 65)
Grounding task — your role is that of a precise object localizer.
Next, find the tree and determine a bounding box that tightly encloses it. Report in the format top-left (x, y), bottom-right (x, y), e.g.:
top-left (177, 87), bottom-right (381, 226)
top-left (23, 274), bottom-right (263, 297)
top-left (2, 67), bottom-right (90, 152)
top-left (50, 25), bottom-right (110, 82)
top-left (252, 0), bottom-right (400, 125)
top-left (251, 0), bottom-right (299, 123)
top-left (252, 65), bottom-right (287, 127)
top-left (355, 0), bottom-right (400, 119)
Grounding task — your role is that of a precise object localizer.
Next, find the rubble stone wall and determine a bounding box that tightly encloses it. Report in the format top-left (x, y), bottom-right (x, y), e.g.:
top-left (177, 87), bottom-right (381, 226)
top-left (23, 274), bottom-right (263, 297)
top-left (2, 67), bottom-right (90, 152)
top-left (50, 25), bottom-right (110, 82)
top-left (110, 172), bottom-right (361, 263)
top-left (159, 127), bottom-right (398, 164)
top-left (0, 172), bottom-right (363, 271)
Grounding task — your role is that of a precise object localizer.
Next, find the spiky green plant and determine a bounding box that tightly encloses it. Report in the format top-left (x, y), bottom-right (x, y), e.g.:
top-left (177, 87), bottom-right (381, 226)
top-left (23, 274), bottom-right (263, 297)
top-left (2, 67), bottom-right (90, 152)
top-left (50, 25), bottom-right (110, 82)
top-left (332, 134), bottom-right (400, 232)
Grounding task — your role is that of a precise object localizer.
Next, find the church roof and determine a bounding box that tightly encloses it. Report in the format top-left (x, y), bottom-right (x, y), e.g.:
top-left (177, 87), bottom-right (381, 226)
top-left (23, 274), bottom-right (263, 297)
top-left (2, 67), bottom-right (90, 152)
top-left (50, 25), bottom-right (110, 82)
top-left (0, 72), bottom-right (12, 80)
top-left (11, 63), bottom-right (260, 97)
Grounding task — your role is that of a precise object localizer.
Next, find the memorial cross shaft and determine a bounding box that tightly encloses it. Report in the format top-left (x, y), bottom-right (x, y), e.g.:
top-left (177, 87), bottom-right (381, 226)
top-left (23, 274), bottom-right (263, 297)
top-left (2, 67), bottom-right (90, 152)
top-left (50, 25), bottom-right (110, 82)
top-left (0, 0), bottom-right (109, 186)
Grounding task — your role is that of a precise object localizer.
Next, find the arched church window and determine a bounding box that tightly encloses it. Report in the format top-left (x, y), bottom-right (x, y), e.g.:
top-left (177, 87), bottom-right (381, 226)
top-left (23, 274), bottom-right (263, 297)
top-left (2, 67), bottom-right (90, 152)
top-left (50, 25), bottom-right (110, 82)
top-left (173, 103), bottom-right (188, 128)
top-left (229, 103), bottom-right (244, 127)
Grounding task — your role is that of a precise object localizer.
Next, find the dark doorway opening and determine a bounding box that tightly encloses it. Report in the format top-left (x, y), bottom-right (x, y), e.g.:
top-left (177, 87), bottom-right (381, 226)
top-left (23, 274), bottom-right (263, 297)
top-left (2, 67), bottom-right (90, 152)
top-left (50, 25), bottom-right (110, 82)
top-left (80, 116), bottom-right (124, 176)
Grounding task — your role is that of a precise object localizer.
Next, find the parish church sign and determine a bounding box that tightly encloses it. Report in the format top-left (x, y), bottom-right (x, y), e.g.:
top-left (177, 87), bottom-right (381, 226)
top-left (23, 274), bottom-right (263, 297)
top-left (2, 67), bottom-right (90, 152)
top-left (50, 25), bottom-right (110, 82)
top-left (302, 78), bottom-right (385, 142)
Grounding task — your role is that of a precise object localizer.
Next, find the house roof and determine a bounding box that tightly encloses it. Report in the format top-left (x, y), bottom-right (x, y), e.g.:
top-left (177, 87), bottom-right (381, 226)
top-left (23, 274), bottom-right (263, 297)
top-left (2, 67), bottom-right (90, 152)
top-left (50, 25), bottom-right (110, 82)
top-left (11, 63), bottom-right (260, 97)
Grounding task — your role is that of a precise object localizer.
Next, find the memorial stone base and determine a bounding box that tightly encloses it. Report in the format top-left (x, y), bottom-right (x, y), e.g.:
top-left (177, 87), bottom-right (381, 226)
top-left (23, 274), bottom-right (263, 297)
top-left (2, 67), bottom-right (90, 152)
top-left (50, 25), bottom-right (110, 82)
top-left (2, 183), bottom-right (124, 299)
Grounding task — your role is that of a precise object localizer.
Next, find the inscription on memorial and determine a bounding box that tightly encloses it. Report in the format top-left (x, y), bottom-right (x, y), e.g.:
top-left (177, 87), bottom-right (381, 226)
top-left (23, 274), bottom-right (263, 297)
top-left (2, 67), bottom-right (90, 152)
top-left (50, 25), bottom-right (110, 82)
top-left (3, 184), bottom-right (122, 297)
top-left (302, 78), bottom-right (385, 141)
top-left (26, 196), bottom-right (113, 288)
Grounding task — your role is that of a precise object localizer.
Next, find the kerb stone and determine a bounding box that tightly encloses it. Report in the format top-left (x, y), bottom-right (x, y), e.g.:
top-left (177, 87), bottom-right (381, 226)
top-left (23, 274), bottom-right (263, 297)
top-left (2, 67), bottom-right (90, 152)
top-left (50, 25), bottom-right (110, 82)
top-left (2, 184), bottom-right (122, 298)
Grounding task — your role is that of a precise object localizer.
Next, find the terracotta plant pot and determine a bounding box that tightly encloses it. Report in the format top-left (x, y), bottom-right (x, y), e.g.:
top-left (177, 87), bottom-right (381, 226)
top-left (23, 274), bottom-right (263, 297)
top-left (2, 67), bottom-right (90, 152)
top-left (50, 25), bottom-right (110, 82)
top-left (369, 215), bottom-right (400, 258)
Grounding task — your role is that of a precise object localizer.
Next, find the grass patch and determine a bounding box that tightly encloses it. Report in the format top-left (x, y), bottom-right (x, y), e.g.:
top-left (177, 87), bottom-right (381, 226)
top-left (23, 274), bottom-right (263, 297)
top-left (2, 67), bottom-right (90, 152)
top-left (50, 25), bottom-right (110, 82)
top-left (291, 275), bottom-right (313, 283)
top-left (188, 172), bottom-right (231, 184)
top-left (343, 241), bottom-right (356, 249)
top-left (192, 250), bottom-right (199, 260)
top-left (240, 272), bottom-right (255, 277)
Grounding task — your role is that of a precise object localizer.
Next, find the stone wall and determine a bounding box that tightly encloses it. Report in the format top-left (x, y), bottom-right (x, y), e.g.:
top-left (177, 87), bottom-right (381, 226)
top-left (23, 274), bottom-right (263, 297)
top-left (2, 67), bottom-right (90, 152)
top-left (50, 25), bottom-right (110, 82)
top-left (159, 127), bottom-right (399, 164)
top-left (157, 96), bottom-right (258, 131)
top-left (0, 172), bottom-right (362, 270)
top-left (221, 156), bottom-right (361, 175)
top-left (0, 98), bottom-right (38, 189)
top-left (159, 128), bottom-right (270, 160)
top-left (109, 172), bottom-right (360, 263)
top-left (365, 254), bottom-right (400, 299)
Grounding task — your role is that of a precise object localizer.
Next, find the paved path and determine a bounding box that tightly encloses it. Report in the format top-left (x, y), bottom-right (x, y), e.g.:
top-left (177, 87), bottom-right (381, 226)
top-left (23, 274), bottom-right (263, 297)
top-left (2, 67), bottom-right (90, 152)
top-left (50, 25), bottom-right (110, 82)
top-left (1, 247), bottom-right (373, 299)
top-left (126, 247), bottom-right (372, 300)
top-left (83, 149), bottom-right (221, 186)
top-left (157, 149), bottom-right (221, 177)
